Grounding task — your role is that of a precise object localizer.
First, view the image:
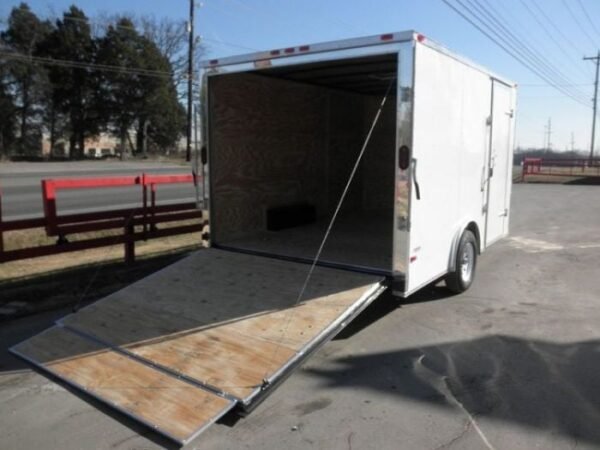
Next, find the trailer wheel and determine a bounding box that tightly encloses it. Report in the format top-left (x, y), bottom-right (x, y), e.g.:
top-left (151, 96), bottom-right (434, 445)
top-left (446, 230), bottom-right (477, 294)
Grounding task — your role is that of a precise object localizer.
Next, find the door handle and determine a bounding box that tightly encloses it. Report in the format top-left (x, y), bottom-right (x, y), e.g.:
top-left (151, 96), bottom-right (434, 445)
top-left (411, 158), bottom-right (421, 200)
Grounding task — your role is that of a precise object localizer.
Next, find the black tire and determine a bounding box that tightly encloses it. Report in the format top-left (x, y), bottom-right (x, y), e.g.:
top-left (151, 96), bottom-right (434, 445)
top-left (445, 230), bottom-right (478, 294)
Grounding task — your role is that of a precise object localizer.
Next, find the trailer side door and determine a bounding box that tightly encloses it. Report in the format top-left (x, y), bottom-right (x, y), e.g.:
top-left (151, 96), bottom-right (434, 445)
top-left (484, 81), bottom-right (515, 246)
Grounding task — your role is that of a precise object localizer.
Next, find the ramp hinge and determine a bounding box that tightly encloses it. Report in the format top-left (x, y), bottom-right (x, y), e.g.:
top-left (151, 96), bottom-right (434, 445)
top-left (260, 379), bottom-right (271, 390)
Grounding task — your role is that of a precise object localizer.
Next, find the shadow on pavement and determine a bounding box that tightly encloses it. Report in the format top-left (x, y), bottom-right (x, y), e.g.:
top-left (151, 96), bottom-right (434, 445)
top-left (308, 334), bottom-right (600, 446)
top-left (565, 176), bottom-right (600, 185)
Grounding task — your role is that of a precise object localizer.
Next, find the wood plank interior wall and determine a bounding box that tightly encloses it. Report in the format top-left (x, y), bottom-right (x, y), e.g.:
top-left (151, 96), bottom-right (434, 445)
top-left (210, 71), bottom-right (396, 243)
top-left (210, 73), bottom-right (328, 242)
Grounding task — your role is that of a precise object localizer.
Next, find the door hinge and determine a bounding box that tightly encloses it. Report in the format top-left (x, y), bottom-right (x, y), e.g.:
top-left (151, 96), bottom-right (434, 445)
top-left (397, 216), bottom-right (410, 231)
top-left (486, 115), bottom-right (492, 126)
top-left (499, 208), bottom-right (508, 217)
top-left (506, 109), bottom-right (514, 118)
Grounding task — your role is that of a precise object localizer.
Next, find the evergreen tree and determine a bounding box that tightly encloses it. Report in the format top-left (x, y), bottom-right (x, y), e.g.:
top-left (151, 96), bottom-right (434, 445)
top-left (1, 3), bottom-right (52, 155)
top-left (97, 17), bottom-right (184, 156)
top-left (0, 66), bottom-right (17, 156)
top-left (43, 6), bottom-right (100, 159)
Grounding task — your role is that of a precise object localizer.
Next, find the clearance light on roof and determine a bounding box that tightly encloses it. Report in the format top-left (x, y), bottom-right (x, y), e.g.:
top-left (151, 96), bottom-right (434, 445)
top-left (284, 47), bottom-right (295, 54)
top-left (299, 45), bottom-right (310, 52)
top-left (209, 59), bottom-right (219, 65)
top-left (416, 33), bottom-right (426, 43)
top-left (380, 33), bottom-right (394, 41)
top-left (270, 50), bottom-right (280, 56)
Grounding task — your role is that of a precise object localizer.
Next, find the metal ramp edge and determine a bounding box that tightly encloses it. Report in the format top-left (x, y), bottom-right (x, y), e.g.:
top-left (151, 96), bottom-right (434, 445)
top-left (242, 280), bottom-right (388, 410)
top-left (9, 325), bottom-right (236, 445)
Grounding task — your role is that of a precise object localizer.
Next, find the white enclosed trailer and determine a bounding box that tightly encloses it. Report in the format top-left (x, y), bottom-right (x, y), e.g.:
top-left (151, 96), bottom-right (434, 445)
top-left (201, 30), bottom-right (517, 297)
top-left (10, 31), bottom-right (517, 445)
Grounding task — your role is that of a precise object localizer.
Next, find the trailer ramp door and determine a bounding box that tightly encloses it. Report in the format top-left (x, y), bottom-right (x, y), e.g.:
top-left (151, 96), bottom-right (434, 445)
top-left (10, 326), bottom-right (234, 445)
top-left (11, 249), bottom-right (386, 443)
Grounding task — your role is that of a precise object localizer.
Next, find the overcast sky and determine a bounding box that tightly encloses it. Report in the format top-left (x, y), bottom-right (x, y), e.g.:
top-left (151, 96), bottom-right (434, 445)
top-left (2, 0), bottom-right (599, 151)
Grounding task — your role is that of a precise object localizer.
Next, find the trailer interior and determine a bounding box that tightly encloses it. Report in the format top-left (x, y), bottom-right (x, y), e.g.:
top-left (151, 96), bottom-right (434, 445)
top-left (208, 53), bottom-right (398, 274)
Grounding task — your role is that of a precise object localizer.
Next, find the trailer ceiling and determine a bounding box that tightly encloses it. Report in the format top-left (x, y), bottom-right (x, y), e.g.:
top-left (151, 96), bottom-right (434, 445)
top-left (257, 53), bottom-right (398, 95)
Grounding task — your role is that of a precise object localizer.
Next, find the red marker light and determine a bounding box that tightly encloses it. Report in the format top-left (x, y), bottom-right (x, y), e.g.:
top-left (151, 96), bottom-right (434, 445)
top-left (284, 47), bottom-right (295, 54)
top-left (416, 34), bottom-right (426, 43)
top-left (410, 256), bottom-right (417, 263)
top-left (270, 50), bottom-right (280, 56)
top-left (209, 59), bottom-right (219, 65)
top-left (299, 45), bottom-right (310, 52)
top-left (380, 33), bottom-right (394, 41)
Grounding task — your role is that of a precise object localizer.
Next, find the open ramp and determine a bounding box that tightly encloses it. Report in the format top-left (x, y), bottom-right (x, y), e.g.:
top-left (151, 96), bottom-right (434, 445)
top-left (11, 249), bottom-right (386, 443)
top-left (11, 326), bottom-right (234, 444)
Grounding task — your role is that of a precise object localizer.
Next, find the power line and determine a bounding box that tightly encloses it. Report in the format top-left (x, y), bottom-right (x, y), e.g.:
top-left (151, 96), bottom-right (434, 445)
top-left (464, 0), bottom-right (589, 102)
top-left (442, 0), bottom-right (591, 108)
top-left (521, 83), bottom-right (592, 87)
top-left (575, 0), bottom-right (600, 41)
top-left (199, 36), bottom-right (258, 52)
top-left (526, 0), bottom-right (595, 77)
top-left (0, 50), bottom-right (173, 78)
top-left (490, 0), bottom-right (591, 81)
top-left (561, 0), bottom-right (599, 49)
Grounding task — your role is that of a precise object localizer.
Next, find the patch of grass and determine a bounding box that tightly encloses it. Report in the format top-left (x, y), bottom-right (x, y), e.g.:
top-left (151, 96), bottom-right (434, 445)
top-left (0, 215), bottom-right (208, 319)
top-left (0, 247), bottom-right (199, 320)
top-left (1, 219), bottom-right (206, 281)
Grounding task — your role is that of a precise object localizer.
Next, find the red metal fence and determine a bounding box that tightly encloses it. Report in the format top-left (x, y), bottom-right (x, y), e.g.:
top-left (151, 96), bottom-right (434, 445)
top-left (0, 173), bottom-right (206, 264)
top-left (522, 158), bottom-right (600, 181)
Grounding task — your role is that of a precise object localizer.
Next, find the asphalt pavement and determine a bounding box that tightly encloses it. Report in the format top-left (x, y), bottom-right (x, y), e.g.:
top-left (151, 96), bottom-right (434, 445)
top-left (0, 161), bottom-right (201, 220)
top-left (1, 183), bottom-right (600, 449)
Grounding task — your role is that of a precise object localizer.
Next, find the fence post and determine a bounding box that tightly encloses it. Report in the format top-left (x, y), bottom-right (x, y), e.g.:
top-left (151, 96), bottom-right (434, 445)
top-left (124, 222), bottom-right (135, 264)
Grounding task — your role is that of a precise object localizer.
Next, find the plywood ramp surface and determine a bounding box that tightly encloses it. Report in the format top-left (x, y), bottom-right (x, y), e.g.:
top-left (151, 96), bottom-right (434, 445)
top-left (62, 249), bottom-right (384, 401)
top-left (11, 326), bottom-right (234, 445)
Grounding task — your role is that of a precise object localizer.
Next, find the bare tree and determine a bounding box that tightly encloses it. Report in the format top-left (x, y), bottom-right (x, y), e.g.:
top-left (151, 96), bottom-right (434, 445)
top-left (138, 15), bottom-right (205, 102)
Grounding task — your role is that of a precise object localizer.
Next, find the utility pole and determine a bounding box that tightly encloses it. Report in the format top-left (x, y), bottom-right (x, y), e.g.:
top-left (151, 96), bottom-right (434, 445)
top-left (584, 51), bottom-right (600, 164)
top-left (571, 132), bottom-right (575, 152)
top-left (186, 0), bottom-right (195, 163)
top-left (543, 117), bottom-right (552, 152)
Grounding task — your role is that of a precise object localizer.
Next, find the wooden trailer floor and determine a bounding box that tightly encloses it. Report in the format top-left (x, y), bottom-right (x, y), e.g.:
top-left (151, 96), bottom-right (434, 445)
top-left (222, 213), bottom-right (394, 271)
top-left (11, 249), bottom-right (386, 444)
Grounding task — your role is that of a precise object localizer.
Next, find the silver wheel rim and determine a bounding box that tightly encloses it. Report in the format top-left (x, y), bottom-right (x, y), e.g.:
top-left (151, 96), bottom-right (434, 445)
top-left (460, 242), bottom-right (475, 284)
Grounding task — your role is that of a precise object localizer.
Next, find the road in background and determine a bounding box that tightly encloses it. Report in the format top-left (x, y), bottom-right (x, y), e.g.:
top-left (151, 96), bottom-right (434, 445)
top-left (0, 161), bottom-right (201, 220)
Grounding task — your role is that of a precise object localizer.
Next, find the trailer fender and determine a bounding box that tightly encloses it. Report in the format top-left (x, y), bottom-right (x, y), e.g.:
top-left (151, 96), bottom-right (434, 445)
top-left (448, 221), bottom-right (481, 272)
